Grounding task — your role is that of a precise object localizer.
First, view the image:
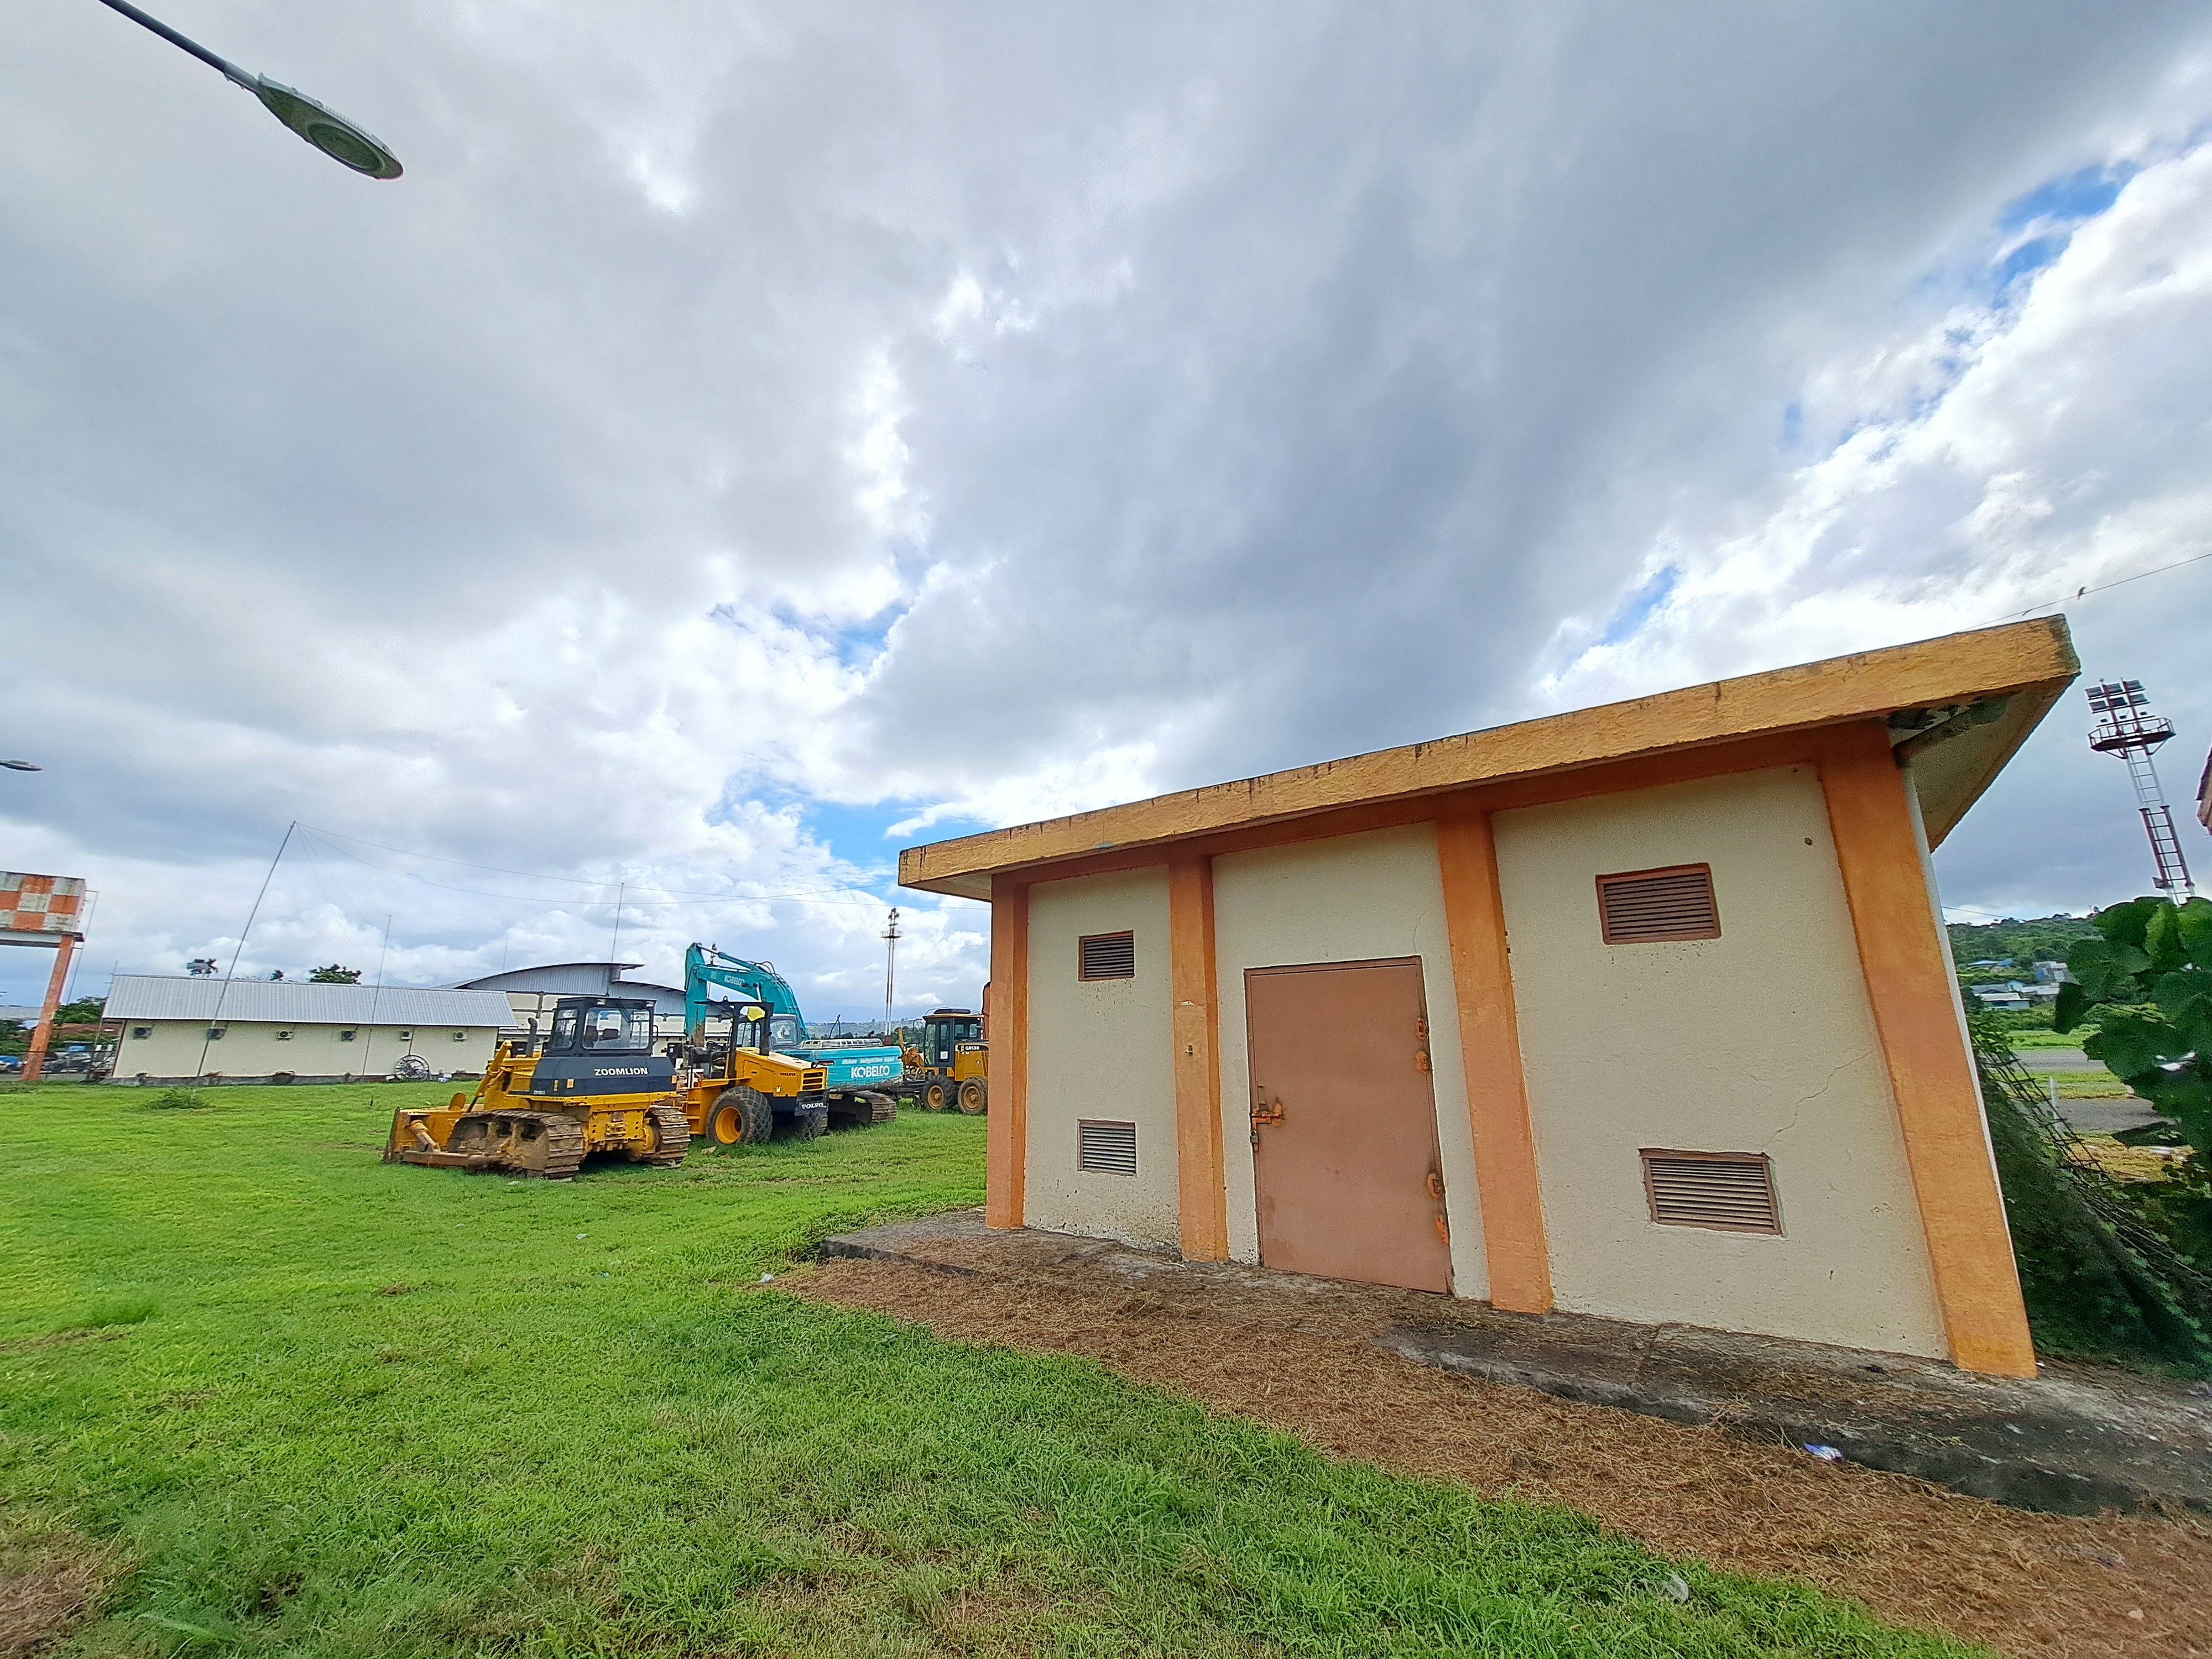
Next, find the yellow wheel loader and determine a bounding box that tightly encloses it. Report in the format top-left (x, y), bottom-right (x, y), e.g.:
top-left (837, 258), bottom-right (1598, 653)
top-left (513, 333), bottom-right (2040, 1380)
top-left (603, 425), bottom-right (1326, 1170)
top-left (899, 1007), bottom-right (988, 1114)
top-left (385, 995), bottom-right (832, 1178)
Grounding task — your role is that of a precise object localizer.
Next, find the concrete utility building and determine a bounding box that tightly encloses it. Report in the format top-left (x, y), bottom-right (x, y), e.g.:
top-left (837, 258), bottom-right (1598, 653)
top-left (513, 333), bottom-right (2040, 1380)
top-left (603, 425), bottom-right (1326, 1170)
top-left (898, 618), bottom-right (2082, 1379)
top-left (105, 976), bottom-right (512, 1084)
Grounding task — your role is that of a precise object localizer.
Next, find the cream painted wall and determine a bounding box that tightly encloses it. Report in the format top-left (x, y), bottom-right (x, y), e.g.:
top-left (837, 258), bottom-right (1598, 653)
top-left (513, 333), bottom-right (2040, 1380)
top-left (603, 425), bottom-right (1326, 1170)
top-left (111, 1020), bottom-right (498, 1082)
top-left (1494, 765), bottom-right (1947, 1357)
top-left (1211, 825), bottom-right (1487, 1297)
top-left (1024, 867), bottom-right (1179, 1246)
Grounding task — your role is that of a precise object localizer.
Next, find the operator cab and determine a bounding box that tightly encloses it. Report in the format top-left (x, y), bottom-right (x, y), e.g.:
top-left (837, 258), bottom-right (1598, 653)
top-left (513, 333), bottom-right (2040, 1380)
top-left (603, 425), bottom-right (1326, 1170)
top-left (696, 997), bottom-right (806, 1056)
top-left (527, 996), bottom-right (674, 1098)
top-left (922, 1008), bottom-right (982, 1070)
top-left (547, 998), bottom-right (657, 1056)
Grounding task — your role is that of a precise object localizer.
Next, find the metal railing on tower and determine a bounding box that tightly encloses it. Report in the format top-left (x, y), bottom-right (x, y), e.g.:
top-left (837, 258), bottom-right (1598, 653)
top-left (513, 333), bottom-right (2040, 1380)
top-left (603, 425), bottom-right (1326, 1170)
top-left (2086, 679), bottom-right (2194, 899)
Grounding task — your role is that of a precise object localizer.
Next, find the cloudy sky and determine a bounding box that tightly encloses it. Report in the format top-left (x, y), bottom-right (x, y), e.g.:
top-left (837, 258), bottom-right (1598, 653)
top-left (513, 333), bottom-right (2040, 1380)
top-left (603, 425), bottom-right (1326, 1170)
top-left (4, 1), bottom-right (2211, 1016)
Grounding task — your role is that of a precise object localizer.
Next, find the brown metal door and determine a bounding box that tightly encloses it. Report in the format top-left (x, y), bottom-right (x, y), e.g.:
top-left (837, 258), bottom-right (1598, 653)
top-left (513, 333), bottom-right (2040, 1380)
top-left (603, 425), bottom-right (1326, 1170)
top-left (1246, 958), bottom-right (1452, 1293)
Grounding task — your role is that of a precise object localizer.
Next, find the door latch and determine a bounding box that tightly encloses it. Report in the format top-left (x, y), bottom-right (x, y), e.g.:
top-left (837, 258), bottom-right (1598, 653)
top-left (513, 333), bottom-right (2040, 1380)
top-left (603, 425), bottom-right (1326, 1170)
top-left (1249, 1094), bottom-right (1284, 1150)
top-left (1414, 1014), bottom-right (1431, 1073)
top-left (1426, 1171), bottom-right (1444, 1201)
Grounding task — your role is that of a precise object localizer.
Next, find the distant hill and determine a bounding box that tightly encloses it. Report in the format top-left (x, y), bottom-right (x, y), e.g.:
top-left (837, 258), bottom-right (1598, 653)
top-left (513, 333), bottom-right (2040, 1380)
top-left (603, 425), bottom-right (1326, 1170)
top-left (1946, 914), bottom-right (2100, 978)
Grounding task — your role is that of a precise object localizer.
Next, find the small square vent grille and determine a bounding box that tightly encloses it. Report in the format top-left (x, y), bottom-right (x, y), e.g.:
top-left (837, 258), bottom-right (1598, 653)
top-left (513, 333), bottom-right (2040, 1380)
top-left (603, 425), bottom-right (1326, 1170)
top-left (1078, 1119), bottom-right (1139, 1176)
top-left (1642, 1150), bottom-right (1780, 1233)
top-left (1078, 931), bottom-right (1136, 980)
top-left (1597, 864), bottom-right (1720, 943)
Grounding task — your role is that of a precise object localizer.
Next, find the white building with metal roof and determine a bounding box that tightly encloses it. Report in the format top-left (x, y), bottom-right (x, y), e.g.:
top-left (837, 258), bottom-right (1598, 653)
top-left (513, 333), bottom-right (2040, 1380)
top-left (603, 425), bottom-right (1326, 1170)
top-left (452, 961), bottom-right (686, 1031)
top-left (104, 975), bottom-right (512, 1086)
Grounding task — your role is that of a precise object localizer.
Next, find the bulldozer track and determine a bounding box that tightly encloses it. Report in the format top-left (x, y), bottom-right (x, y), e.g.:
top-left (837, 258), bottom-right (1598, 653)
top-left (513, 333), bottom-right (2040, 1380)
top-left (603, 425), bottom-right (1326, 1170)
top-left (444, 1109), bottom-right (586, 1179)
top-left (644, 1101), bottom-right (692, 1167)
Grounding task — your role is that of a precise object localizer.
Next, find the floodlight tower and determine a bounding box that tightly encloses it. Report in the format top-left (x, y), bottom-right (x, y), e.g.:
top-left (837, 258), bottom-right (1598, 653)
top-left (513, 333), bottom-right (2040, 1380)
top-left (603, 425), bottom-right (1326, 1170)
top-left (2086, 680), bottom-right (2194, 899)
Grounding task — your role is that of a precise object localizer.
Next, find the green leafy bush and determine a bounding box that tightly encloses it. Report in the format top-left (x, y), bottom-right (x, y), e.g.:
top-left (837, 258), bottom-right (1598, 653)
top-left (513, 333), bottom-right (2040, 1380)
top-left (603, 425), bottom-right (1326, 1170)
top-left (1969, 1010), bottom-right (2212, 1373)
top-left (2056, 896), bottom-right (2212, 1150)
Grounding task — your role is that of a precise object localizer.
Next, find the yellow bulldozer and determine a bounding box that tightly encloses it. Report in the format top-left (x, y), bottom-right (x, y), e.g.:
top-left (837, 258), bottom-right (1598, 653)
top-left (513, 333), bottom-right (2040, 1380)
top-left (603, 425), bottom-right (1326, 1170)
top-left (899, 1006), bottom-right (988, 1114)
top-left (385, 994), bottom-right (832, 1178)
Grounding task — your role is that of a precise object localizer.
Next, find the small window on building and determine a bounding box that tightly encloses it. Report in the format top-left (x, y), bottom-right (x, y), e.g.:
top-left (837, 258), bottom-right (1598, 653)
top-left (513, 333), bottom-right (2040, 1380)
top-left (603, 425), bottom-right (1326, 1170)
top-left (129, 1025), bottom-right (152, 1040)
top-left (1078, 931), bottom-right (1136, 980)
top-left (1078, 1119), bottom-right (1138, 1176)
top-left (1597, 864), bottom-right (1720, 943)
top-left (206, 1027), bottom-right (226, 1041)
top-left (274, 1029), bottom-right (294, 1041)
top-left (1641, 1150), bottom-right (1780, 1234)
top-left (339, 1029), bottom-right (358, 1042)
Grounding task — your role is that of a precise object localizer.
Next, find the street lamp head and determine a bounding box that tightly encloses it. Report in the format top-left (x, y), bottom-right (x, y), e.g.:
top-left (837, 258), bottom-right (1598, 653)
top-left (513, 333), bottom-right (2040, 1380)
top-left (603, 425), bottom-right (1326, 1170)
top-left (1, 761), bottom-right (40, 773)
top-left (251, 77), bottom-right (403, 180)
top-left (92, 0), bottom-right (401, 180)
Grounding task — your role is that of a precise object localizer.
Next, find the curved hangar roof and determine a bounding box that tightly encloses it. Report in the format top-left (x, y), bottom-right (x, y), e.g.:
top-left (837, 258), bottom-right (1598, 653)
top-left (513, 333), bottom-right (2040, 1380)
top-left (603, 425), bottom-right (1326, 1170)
top-left (898, 618), bottom-right (2079, 901)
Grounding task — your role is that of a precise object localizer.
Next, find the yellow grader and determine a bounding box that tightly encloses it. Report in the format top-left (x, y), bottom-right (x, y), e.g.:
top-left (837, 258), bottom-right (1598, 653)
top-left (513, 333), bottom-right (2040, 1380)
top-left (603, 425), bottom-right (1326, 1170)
top-left (899, 1006), bottom-right (988, 1114)
top-left (385, 994), bottom-right (830, 1178)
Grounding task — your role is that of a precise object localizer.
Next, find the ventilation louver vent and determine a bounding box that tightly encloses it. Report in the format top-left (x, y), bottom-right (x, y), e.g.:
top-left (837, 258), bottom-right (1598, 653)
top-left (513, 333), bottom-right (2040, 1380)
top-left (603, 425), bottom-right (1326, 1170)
top-left (1597, 864), bottom-right (1720, 943)
top-left (1078, 931), bottom-right (1136, 980)
top-left (1641, 1150), bottom-right (1780, 1233)
top-left (1078, 1119), bottom-right (1139, 1176)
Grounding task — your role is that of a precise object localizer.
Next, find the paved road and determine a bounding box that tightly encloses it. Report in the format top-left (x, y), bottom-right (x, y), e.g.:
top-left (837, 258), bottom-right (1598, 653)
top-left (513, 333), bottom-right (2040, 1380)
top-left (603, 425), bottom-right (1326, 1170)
top-left (2006, 1048), bottom-right (2171, 1134)
top-left (2007, 1047), bottom-right (2098, 1071)
top-left (2056, 1096), bottom-right (2171, 1135)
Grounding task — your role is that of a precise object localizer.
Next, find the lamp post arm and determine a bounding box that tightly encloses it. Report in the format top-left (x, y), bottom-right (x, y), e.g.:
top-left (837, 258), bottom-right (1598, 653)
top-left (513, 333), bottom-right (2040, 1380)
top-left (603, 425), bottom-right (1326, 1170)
top-left (93, 0), bottom-right (255, 89)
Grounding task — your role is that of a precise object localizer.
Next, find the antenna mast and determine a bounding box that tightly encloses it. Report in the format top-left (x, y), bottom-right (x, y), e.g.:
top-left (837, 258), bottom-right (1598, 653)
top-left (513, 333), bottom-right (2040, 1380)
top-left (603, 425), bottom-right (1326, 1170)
top-left (882, 907), bottom-right (901, 1033)
top-left (2086, 679), bottom-right (2194, 899)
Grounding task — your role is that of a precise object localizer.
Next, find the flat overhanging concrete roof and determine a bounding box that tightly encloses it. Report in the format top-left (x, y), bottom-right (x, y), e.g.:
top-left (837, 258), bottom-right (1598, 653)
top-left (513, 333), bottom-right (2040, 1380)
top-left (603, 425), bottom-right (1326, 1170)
top-left (898, 617), bottom-right (2079, 900)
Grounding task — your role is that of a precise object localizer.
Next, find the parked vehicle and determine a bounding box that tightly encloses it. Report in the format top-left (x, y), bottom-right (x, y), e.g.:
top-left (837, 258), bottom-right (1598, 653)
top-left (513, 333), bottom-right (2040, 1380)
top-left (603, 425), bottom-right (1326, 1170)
top-left (684, 944), bottom-right (899, 1129)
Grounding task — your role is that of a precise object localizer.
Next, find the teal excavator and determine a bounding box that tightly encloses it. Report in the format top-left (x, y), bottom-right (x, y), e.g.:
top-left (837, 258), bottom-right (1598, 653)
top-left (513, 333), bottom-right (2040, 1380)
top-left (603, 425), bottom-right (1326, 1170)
top-left (682, 943), bottom-right (902, 1126)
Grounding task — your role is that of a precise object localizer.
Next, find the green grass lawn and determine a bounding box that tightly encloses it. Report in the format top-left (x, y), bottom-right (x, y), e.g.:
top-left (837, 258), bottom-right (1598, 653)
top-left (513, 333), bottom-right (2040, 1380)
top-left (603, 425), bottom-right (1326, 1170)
top-left (0, 1082), bottom-right (1975, 1657)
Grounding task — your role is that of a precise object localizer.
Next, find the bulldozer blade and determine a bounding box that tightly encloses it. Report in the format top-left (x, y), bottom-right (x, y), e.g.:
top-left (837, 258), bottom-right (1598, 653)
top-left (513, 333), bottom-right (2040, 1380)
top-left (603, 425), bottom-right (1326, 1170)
top-left (390, 1147), bottom-right (499, 1170)
top-left (392, 1109), bottom-right (588, 1180)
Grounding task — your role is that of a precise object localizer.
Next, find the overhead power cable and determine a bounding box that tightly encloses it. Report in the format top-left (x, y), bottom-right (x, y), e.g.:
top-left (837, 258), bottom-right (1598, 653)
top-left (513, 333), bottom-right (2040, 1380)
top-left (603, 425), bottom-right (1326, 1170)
top-left (1987, 547), bottom-right (2212, 625)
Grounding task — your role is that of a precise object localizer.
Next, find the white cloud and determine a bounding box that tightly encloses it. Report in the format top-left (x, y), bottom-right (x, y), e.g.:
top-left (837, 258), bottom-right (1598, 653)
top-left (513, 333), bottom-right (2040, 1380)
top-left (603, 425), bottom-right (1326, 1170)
top-left (4, 2), bottom-right (2211, 1010)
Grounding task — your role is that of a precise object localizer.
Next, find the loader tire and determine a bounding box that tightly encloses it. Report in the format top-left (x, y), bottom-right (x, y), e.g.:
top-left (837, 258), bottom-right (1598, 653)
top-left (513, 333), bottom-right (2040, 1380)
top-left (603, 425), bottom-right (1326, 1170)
top-left (640, 1101), bottom-right (691, 1168)
top-left (706, 1087), bottom-right (775, 1151)
top-left (920, 1079), bottom-right (951, 1113)
top-left (956, 1078), bottom-right (988, 1115)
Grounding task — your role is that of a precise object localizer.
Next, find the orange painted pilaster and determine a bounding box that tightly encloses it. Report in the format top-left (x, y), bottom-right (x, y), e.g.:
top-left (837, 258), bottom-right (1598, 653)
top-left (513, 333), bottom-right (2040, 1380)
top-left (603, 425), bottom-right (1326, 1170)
top-left (984, 875), bottom-right (1030, 1229)
top-left (1434, 811), bottom-right (1553, 1313)
top-left (21, 933), bottom-right (77, 1085)
top-left (1818, 722), bottom-right (2037, 1378)
top-left (1167, 852), bottom-right (1229, 1261)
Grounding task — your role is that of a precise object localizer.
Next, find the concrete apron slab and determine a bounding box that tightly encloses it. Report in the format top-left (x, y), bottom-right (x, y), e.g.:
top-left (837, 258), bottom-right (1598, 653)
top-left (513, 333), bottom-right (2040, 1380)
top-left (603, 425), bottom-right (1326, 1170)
top-left (822, 1209), bottom-right (2212, 1517)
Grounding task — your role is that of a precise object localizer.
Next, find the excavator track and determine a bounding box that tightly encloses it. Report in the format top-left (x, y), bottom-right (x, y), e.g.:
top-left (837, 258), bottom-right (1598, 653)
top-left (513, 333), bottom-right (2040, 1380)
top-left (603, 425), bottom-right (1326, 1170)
top-left (826, 1090), bottom-right (899, 1130)
top-left (641, 1101), bottom-right (692, 1167)
top-left (434, 1109), bottom-right (587, 1180)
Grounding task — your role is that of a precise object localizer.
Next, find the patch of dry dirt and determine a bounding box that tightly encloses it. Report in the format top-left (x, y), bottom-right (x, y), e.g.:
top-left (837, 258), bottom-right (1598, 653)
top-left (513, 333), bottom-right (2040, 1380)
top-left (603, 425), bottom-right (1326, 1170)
top-left (0, 1525), bottom-right (112, 1659)
top-left (796, 1256), bottom-right (2212, 1659)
